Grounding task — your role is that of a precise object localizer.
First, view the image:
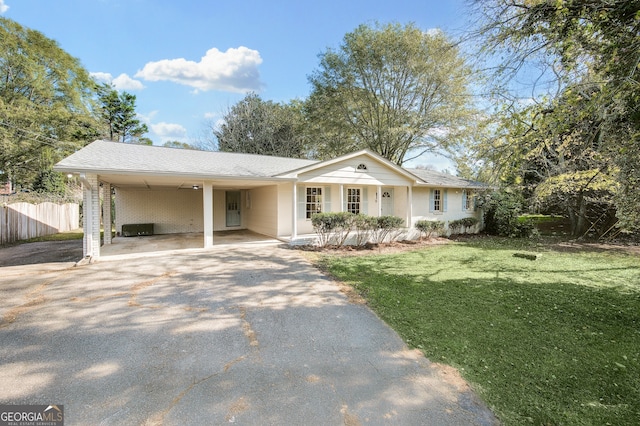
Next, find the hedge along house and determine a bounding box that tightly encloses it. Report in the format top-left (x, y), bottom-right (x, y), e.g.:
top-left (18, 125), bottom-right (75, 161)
top-left (54, 140), bottom-right (487, 259)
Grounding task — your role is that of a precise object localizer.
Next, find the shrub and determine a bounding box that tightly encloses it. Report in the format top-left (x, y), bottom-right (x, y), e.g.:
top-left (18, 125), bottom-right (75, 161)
top-left (415, 220), bottom-right (445, 239)
top-left (478, 190), bottom-right (536, 238)
top-left (353, 214), bottom-right (377, 246)
top-left (371, 215), bottom-right (404, 244)
top-left (449, 217), bottom-right (479, 234)
top-left (311, 212), bottom-right (355, 247)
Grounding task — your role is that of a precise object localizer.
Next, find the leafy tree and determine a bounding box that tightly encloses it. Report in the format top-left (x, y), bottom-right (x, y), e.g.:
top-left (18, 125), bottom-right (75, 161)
top-left (306, 22), bottom-right (476, 165)
top-left (163, 140), bottom-right (193, 149)
top-left (0, 17), bottom-right (99, 189)
top-left (212, 93), bottom-right (307, 158)
top-left (480, 78), bottom-right (621, 237)
top-left (471, 0), bottom-right (640, 232)
top-left (97, 84), bottom-right (148, 143)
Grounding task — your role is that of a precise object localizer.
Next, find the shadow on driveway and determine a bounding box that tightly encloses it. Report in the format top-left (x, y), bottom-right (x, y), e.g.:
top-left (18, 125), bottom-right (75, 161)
top-left (0, 243), bottom-right (498, 425)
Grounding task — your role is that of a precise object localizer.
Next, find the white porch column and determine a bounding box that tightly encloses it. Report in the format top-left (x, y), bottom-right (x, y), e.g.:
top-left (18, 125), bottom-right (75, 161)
top-left (377, 185), bottom-right (382, 216)
top-left (81, 173), bottom-right (100, 258)
top-left (291, 182), bottom-right (298, 241)
top-left (339, 184), bottom-right (344, 212)
top-left (102, 182), bottom-right (112, 245)
top-left (203, 182), bottom-right (214, 248)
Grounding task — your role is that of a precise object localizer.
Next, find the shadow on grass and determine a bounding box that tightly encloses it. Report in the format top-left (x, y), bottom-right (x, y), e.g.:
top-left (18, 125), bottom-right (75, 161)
top-left (324, 253), bottom-right (640, 425)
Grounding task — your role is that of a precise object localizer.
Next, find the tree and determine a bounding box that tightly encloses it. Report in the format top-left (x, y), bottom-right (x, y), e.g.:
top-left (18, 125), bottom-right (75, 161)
top-left (306, 22), bottom-right (476, 165)
top-left (163, 140), bottom-right (193, 149)
top-left (478, 78), bottom-right (621, 237)
top-left (97, 84), bottom-right (148, 143)
top-left (212, 93), bottom-right (307, 158)
top-left (471, 0), bottom-right (640, 232)
top-left (0, 17), bottom-right (99, 189)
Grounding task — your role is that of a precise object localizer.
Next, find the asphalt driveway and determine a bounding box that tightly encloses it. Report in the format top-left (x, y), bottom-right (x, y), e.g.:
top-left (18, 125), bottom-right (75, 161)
top-left (0, 242), bottom-right (498, 425)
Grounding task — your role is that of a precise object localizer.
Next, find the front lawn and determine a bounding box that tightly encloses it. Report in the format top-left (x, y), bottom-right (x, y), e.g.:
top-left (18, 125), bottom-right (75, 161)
top-left (318, 237), bottom-right (640, 425)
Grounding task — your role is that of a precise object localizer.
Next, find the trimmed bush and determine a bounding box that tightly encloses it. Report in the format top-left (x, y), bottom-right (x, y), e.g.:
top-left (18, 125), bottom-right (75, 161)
top-left (415, 220), bottom-right (445, 239)
top-left (449, 217), bottom-right (479, 234)
top-left (371, 215), bottom-right (405, 244)
top-left (353, 214), bottom-right (377, 246)
top-left (311, 212), bottom-right (355, 247)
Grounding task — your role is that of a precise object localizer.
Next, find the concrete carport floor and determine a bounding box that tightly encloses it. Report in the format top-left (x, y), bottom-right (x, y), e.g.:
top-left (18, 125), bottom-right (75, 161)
top-left (0, 242), bottom-right (499, 425)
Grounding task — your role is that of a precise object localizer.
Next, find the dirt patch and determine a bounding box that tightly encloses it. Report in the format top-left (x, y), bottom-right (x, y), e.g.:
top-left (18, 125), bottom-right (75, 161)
top-left (0, 239), bottom-right (83, 267)
top-left (297, 237), bottom-right (452, 257)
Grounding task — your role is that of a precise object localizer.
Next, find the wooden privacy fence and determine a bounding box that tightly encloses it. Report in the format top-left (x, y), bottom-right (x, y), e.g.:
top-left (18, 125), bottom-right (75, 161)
top-left (0, 202), bottom-right (80, 245)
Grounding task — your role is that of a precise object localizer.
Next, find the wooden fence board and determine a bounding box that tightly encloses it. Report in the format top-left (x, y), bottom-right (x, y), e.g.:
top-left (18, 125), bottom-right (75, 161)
top-left (0, 202), bottom-right (80, 244)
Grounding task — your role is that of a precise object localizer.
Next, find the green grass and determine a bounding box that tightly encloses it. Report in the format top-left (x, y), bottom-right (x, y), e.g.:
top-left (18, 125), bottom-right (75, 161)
top-left (319, 237), bottom-right (640, 425)
top-left (0, 230), bottom-right (84, 248)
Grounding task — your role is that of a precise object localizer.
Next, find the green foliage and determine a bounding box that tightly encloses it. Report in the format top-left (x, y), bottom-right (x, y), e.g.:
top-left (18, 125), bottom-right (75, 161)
top-left (311, 212), bottom-right (355, 247)
top-left (32, 169), bottom-right (65, 195)
top-left (479, 190), bottom-right (536, 238)
top-left (311, 212), bottom-right (404, 246)
top-left (306, 22), bottom-right (476, 164)
top-left (97, 84), bottom-right (148, 143)
top-left (322, 238), bottom-right (640, 425)
top-left (448, 217), bottom-right (479, 234)
top-left (212, 93), bottom-right (307, 158)
top-left (162, 140), bottom-right (193, 149)
top-left (370, 215), bottom-right (405, 244)
top-left (415, 220), bottom-right (445, 239)
top-left (0, 17), bottom-right (99, 189)
top-left (352, 214), bottom-right (377, 246)
top-left (472, 0), bottom-right (640, 233)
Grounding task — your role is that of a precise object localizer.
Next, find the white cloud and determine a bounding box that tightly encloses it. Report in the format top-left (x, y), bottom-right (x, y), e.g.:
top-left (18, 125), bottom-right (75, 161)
top-left (0, 1), bottom-right (9, 14)
top-left (150, 122), bottom-right (187, 140)
top-left (135, 46), bottom-right (263, 93)
top-left (90, 72), bottom-right (145, 90)
top-left (112, 73), bottom-right (145, 90)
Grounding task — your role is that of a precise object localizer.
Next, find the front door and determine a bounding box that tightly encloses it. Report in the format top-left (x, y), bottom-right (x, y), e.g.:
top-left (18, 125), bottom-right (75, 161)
top-left (226, 191), bottom-right (241, 227)
top-left (381, 188), bottom-right (394, 216)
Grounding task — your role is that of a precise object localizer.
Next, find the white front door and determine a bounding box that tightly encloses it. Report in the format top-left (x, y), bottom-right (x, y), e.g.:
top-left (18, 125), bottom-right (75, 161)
top-left (381, 188), bottom-right (394, 216)
top-left (226, 191), bottom-right (241, 227)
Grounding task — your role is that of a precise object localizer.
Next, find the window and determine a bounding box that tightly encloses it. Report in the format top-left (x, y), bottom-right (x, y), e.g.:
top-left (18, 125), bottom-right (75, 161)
top-left (306, 187), bottom-right (323, 219)
top-left (430, 188), bottom-right (447, 213)
top-left (347, 188), bottom-right (361, 214)
top-left (463, 190), bottom-right (473, 210)
top-left (356, 163), bottom-right (368, 172)
top-left (433, 189), bottom-right (442, 212)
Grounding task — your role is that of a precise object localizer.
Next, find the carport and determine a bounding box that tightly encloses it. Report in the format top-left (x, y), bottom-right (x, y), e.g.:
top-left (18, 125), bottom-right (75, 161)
top-left (53, 140), bottom-right (316, 260)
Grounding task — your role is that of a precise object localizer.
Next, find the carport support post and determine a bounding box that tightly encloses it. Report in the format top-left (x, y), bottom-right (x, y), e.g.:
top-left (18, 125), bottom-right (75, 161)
top-left (102, 182), bottom-right (112, 245)
top-left (81, 173), bottom-right (100, 258)
top-left (203, 182), bottom-right (214, 248)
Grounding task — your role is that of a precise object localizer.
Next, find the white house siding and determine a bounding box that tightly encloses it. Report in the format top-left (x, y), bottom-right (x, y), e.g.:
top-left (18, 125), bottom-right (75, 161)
top-left (245, 185), bottom-right (278, 237)
top-left (299, 154), bottom-right (413, 186)
top-left (410, 187), bottom-right (483, 237)
top-left (276, 183), bottom-right (292, 238)
top-left (115, 189), bottom-right (203, 235)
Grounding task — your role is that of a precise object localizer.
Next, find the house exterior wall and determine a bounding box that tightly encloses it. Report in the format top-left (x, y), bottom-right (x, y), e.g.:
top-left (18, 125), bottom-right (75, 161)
top-left (276, 183), bottom-right (292, 238)
top-left (115, 189), bottom-right (203, 235)
top-left (409, 187), bottom-right (483, 237)
top-left (212, 189), bottom-right (247, 231)
top-left (294, 182), bottom-right (413, 235)
top-left (298, 154), bottom-right (413, 186)
top-left (245, 185), bottom-right (278, 237)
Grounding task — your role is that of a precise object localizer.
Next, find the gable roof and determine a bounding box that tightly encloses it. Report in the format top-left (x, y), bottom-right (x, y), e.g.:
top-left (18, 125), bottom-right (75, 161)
top-left (54, 139), bottom-right (317, 178)
top-left (406, 168), bottom-right (488, 189)
top-left (276, 149), bottom-right (423, 183)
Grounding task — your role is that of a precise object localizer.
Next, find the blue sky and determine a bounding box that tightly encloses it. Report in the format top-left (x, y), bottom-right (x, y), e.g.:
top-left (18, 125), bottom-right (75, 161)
top-left (1, 0), bottom-right (470, 170)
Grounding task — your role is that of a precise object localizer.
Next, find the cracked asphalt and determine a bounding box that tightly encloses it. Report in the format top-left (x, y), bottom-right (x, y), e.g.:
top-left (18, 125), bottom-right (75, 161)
top-left (0, 242), bottom-right (498, 425)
